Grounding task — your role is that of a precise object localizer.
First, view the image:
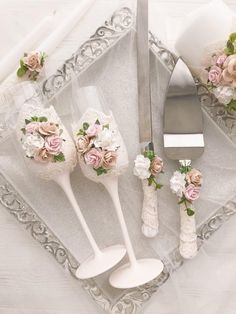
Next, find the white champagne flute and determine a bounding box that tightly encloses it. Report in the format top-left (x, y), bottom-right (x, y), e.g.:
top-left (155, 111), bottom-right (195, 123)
top-left (72, 86), bottom-right (164, 289)
top-left (16, 101), bottom-right (126, 279)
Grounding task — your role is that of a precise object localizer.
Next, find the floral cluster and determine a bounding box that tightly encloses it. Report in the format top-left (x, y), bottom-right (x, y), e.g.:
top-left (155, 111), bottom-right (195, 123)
top-left (17, 51), bottom-right (47, 81)
top-left (21, 116), bottom-right (65, 163)
top-left (170, 161), bottom-right (202, 216)
top-left (133, 150), bottom-right (163, 189)
top-left (204, 32), bottom-right (236, 111)
top-left (75, 120), bottom-right (119, 176)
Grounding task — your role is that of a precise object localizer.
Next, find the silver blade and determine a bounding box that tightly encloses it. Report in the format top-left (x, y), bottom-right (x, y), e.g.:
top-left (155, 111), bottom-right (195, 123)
top-left (136, 0), bottom-right (152, 147)
top-left (163, 58), bottom-right (204, 160)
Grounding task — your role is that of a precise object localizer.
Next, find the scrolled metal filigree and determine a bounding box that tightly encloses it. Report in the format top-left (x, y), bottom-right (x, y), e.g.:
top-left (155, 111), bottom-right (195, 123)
top-left (42, 7), bottom-right (134, 100)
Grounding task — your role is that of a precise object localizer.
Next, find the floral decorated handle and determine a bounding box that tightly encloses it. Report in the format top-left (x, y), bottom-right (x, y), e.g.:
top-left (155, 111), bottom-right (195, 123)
top-left (134, 149), bottom-right (163, 238)
top-left (141, 179), bottom-right (159, 238)
top-left (170, 160), bottom-right (202, 259)
top-left (179, 202), bottom-right (198, 259)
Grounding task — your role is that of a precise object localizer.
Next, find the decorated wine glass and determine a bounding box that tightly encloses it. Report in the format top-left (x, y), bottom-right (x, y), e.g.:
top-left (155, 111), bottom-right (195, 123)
top-left (16, 100), bottom-right (126, 279)
top-left (72, 86), bottom-right (164, 289)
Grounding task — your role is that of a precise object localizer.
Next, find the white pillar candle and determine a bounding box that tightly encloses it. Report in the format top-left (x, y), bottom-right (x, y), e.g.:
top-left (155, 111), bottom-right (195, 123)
top-left (38, 0), bottom-right (96, 54)
top-left (0, 16), bottom-right (53, 83)
top-left (175, 0), bottom-right (235, 68)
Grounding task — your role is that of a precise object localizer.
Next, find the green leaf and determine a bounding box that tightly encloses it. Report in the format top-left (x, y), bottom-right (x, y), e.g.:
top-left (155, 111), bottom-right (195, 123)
top-left (179, 165), bottom-right (192, 174)
top-left (21, 127), bottom-right (26, 134)
top-left (229, 32), bottom-right (236, 42)
top-left (38, 116), bottom-right (48, 122)
top-left (95, 119), bottom-right (100, 125)
top-left (155, 183), bottom-right (163, 190)
top-left (186, 208), bottom-right (195, 216)
top-left (178, 198), bottom-right (185, 205)
top-left (17, 66), bottom-right (27, 77)
top-left (59, 129), bottom-right (63, 136)
top-left (54, 152), bottom-right (65, 162)
top-left (25, 119), bottom-right (31, 125)
top-left (31, 116), bottom-right (39, 122)
top-left (94, 167), bottom-right (107, 176)
top-left (224, 40), bottom-right (234, 55)
top-left (103, 124), bottom-right (109, 129)
top-left (83, 122), bottom-right (89, 130)
top-left (144, 150), bottom-right (155, 161)
top-left (77, 129), bottom-right (86, 136)
top-left (227, 99), bottom-right (236, 111)
top-left (20, 59), bottom-right (25, 67)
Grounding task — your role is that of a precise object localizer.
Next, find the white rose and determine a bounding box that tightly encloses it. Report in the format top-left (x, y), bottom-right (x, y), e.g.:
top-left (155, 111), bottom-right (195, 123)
top-left (170, 171), bottom-right (186, 198)
top-left (133, 155), bottom-right (151, 180)
top-left (212, 86), bottom-right (235, 105)
top-left (94, 128), bottom-right (118, 151)
top-left (22, 133), bottom-right (45, 157)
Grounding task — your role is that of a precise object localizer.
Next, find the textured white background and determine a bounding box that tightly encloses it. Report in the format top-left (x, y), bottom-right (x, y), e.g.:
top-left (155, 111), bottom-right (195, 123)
top-left (1, 0), bottom-right (236, 313)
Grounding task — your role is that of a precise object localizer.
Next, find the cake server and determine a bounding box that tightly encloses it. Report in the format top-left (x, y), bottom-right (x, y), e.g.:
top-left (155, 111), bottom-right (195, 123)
top-left (163, 58), bottom-right (204, 259)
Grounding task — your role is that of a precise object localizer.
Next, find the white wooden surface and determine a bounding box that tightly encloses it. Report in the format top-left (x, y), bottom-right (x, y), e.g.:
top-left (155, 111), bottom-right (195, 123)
top-left (1, 0), bottom-right (236, 313)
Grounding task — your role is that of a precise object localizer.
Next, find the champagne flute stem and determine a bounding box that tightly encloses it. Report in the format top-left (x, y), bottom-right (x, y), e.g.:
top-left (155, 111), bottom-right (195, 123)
top-left (54, 172), bottom-right (102, 257)
top-left (103, 176), bottom-right (137, 267)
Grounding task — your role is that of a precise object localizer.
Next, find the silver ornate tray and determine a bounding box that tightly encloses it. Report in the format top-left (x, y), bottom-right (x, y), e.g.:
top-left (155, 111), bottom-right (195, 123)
top-left (1, 7), bottom-right (236, 314)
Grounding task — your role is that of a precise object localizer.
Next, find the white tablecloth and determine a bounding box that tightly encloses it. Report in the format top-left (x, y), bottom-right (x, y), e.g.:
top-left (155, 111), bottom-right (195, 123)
top-left (1, 0), bottom-right (236, 313)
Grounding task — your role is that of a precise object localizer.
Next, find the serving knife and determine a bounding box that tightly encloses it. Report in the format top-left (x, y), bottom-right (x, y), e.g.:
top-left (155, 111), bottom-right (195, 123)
top-left (136, 0), bottom-right (162, 238)
top-left (164, 58), bottom-right (204, 258)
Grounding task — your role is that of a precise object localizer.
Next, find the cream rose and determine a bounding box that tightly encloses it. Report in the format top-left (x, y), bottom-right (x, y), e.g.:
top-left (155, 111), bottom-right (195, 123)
top-left (38, 122), bottom-right (58, 136)
top-left (186, 169), bottom-right (203, 186)
top-left (222, 54), bottom-right (236, 86)
top-left (77, 135), bottom-right (91, 154)
top-left (103, 151), bottom-right (117, 169)
top-left (150, 156), bottom-right (163, 176)
top-left (34, 148), bottom-right (53, 163)
top-left (23, 52), bottom-right (42, 72)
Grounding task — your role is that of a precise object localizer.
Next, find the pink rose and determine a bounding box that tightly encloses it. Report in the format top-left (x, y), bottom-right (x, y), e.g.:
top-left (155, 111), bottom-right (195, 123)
top-left (86, 124), bottom-right (101, 137)
top-left (25, 122), bottom-right (40, 133)
top-left (84, 148), bottom-right (104, 169)
top-left (45, 135), bottom-right (63, 155)
top-left (216, 54), bottom-right (227, 67)
top-left (208, 66), bottom-right (222, 85)
top-left (184, 184), bottom-right (200, 202)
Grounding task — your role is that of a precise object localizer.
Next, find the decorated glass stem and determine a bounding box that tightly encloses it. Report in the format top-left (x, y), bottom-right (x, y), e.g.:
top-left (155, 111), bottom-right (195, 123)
top-left (73, 86), bottom-right (163, 289)
top-left (170, 160), bottom-right (203, 259)
top-left (133, 144), bottom-right (163, 238)
top-left (16, 103), bottom-right (126, 279)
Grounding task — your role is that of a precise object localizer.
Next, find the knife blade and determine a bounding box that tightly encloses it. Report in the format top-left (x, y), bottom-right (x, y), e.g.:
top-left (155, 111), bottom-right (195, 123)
top-left (136, 0), bottom-right (153, 150)
top-left (136, 0), bottom-right (160, 238)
